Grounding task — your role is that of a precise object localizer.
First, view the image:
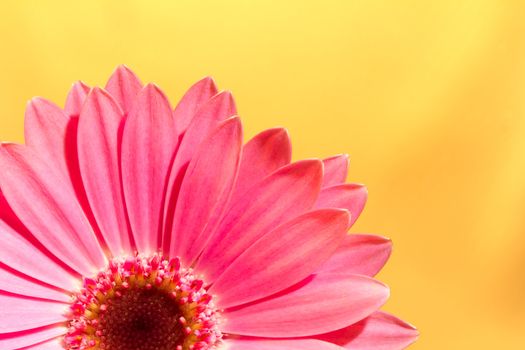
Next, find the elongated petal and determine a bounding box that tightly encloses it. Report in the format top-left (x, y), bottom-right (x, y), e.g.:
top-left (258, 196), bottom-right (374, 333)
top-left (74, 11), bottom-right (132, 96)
top-left (230, 128), bottom-right (292, 204)
top-left (317, 311), bottom-right (418, 350)
top-left (24, 98), bottom-right (69, 175)
top-left (121, 84), bottom-right (177, 253)
top-left (315, 184), bottom-right (367, 228)
top-left (323, 154), bottom-right (349, 187)
top-left (224, 273), bottom-right (389, 337)
top-left (0, 325), bottom-right (66, 350)
top-left (78, 88), bottom-right (131, 255)
top-left (105, 65), bottom-right (143, 114)
top-left (170, 117), bottom-right (243, 265)
top-left (162, 91), bottom-right (236, 242)
top-left (0, 293), bottom-right (68, 333)
top-left (224, 338), bottom-right (344, 350)
top-left (64, 81), bottom-right (90, 117)
top-left (317, 234), bottom-right (392, 276)
top-left (0, 219), bottom-right (78, 291)
top-left (0, 144), bottom-right (106, 276)
top-left (211, 209), bottom-right (350, 308)
top-left (173, 76), bottom-right (218, 133)
top-left (0, 266), bottom-right (70, 302)
top-left (18, 337), bottom-right (63, 349)
top-left (196, 160), bottom-right (323, 282)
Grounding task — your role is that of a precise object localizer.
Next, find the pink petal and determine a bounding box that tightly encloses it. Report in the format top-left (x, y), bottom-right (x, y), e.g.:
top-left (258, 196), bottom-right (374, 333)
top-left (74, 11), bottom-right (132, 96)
top-left (0, 144), bottom-right (106, 276)
top-left (0, 267), bottom-right (70, 303)
top-left (169, 117), bottom-right (243, 265)
top-left (162, 91), bottom-right (236, 243)
top-left (0, 219), bottom-right (78, 291)
top-left (105, 65), bottom-right (143, 115)
top-left (0, 293), bottom-right (67, 333)
top-left (121, 84), bottom-right (177, 254)
top-left (211, 209), bottom-right (350, 308)
top-left (18, 337), bottom-right (63, 349)
top-left (77, 88), bottom-right (132, 256)
top-left (315, 184), bottom-right (368, 228)
top-left (317, 234), bottom-right (392, 277)
top-left (323, 154), bottom-right (349, 187)
top-left (317, 311), bottom-right (418, 350)
top-left (173, 76), bottom-right (218, 133)
top-left (24, 98), bottom-right (69, 176)
top-left (64, 81), bottom-right (90, 117)
top-left (224, 273), bottom-right (389, 337)
top-left (230, 128), bottom-right (292, 204)
top-left (0, 325), bottom-right (66, 350)
top-left (224, 338), bottom-right (344, 350)
top-left (196, 160), bottom-right (324, 283)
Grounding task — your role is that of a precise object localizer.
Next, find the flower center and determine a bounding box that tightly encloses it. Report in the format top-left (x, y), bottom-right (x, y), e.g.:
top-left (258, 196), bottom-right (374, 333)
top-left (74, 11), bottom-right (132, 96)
top-left (65, 255), bottom-right (221, 350)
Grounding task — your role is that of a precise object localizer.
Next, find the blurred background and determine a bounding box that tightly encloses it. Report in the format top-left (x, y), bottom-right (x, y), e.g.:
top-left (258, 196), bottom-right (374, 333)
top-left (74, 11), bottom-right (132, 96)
top-left (1, 1), bottom-right (524, 348)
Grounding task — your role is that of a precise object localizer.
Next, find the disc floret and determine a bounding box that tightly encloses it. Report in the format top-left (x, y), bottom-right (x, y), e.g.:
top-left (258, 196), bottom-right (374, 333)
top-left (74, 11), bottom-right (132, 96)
top-left (65, 254), bottom-right (221, 350)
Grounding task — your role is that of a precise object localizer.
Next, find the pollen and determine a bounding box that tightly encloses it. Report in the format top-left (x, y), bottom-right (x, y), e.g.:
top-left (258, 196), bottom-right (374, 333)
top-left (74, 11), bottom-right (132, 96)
top-left (65, 255), bottom-right (221, 350)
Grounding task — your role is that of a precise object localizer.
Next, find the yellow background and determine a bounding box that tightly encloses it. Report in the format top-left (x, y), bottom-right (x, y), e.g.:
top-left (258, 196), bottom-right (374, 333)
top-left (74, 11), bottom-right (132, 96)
top-left (1, 1), bottom-right (524, 348)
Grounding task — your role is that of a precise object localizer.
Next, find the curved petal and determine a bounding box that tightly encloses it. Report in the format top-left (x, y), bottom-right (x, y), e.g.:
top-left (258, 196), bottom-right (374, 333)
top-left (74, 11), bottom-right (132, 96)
top-left (230, 128), bottom-right (292, 204)
top-left (0, 266), bottom-right (70, 302)
top-left (105, 65), bottom-right (143, 115)
top-left (18, 337), bottom-right (64, 349)
top-left (24, 98), bottom-right (69, 176)
top-left (0, 325), bottom-right (65, 350)
top-left (196, 160), bottom-right (323, 283)
top-left (223, 273), bottom-right (389, 337)
top-left (317, 311), bottom-right (418, 350)
top-left (315, 184), bottom-right (367, 228)
top-left (317, 234), bottom-right (392, 277)
top-left (64, 81), bottom-right (90, 117)
top-left (169, 117), bottom-right (243, 265)
top-left (173, 76), bottom-right (218, 133)
top-left (0, 293), bottom-right (68, 333)
top-left (77, 88), bottom-right (131, 256)
top-left (211, 209), bottom-right (350, 308)
top-left (0, 219), bottom-right (78, 292)
top-left (0, 144), bottom-right (106, 276)
top-left (121, 84), bottom-right (177, 254)
top-left (162, 91), bottom-right (236, 242)
top-left (322, 155), bottom-right (349, 187)
top-left (223, 338), bottom-right (344, 350)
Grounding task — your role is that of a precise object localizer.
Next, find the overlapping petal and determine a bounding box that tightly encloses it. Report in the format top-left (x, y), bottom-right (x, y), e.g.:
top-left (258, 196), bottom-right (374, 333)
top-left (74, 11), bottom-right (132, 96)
top-left (224, 273), bottom-right (389, 337)
top-left (169, 116), bottom-right (243, 265)
top-left (317, 311), bottom-right (419, 350)
top-left (64, 81), bottom-right (90, 117)
top-left (196, 160), bottom-right (324, 282)
top-left (318, 234), bottom-right (392, 276)
top-left (230, 127), bottom-right (292, 204)
top-left (121, 84), bottom-right (177, 253)
top-left (0, 67), bottom-right (416, 349)
top-left (0, 293), bottom-right (68, 333)
top-left (173, 76), bottom-right (218, 133)
top-left (0, 144), bottom-right (106, 276)
top-left (0, 326), bottom-right (66, 350)
top-left (77, 88), bottom-right (132, 256)
top-left (211, 209), bottom-right (350, 308)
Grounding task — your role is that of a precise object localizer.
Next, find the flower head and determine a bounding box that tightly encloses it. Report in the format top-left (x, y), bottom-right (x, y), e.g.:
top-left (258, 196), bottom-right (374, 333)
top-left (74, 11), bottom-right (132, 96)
top-left (0, 66), bottom-right (417, 349)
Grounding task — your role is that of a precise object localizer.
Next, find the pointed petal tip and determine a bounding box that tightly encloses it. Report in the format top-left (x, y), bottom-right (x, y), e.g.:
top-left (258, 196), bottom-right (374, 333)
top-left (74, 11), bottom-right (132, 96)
top-left (198, 75), bottom-right (217, 88)
top-left (71, 80), bottom-right (90, 89)
top-left (143, 82), bottom-right (169, 96)
top-left (27, 96), bottom-right (47, 106)
top-left (113, 64), bottom-right (137, 75)
top-left (325, 153), bottom-right (350, 161)
top-left (380, 311), bottom-right (420, 334)
top-left (216, 89), bottom-right (234, 102)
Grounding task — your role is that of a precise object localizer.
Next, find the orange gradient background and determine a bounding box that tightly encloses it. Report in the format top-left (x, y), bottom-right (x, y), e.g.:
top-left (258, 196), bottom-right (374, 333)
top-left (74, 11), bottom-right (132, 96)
top-left (1, 1), bottom-right (524, 349)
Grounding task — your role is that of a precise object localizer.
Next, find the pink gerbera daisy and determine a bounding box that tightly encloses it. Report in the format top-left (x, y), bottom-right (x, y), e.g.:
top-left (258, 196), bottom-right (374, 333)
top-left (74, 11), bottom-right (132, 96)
top-left (0, 66), bottom-right (418, 350)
